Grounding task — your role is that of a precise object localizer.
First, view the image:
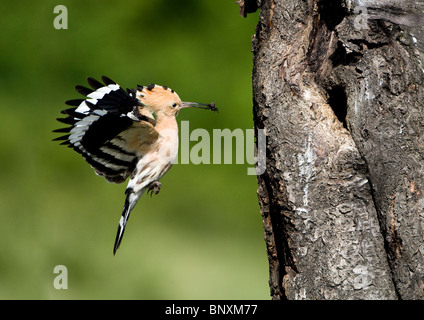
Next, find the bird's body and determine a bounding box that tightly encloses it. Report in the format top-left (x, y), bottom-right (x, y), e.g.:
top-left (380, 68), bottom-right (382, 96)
top-left (54, 76), bottom-right (216, 254)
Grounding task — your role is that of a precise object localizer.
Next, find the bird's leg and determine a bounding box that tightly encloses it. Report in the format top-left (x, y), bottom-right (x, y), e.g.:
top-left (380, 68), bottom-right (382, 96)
top-left (147, 181), bottom-right (162, 197)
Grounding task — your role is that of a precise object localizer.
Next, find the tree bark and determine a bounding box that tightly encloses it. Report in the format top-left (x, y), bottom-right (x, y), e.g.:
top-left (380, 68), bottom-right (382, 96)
top-left (241, 0), bottom-right (424, 299)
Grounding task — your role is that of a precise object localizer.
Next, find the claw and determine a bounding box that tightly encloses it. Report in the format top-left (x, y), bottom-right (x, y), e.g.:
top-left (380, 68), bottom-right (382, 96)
top-left (147, 181), bottom-right (161, 197)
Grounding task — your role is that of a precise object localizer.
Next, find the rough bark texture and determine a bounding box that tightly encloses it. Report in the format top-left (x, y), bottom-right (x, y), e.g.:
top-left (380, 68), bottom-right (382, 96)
top-left (242, 0), bottom-right (424, 299)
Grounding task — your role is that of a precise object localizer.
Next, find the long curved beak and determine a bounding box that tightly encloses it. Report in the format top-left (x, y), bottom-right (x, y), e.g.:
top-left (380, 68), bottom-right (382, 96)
top-left (181, 101), bottom-right (218, 111)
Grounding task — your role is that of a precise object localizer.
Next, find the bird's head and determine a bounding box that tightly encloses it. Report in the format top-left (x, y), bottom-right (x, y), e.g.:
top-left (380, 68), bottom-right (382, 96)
top-left (136, 84), bottom-right (217, 117)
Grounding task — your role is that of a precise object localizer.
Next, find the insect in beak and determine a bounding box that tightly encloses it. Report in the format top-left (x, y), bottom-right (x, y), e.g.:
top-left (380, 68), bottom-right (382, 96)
top-left (181, 101), bottom-right (218, 112)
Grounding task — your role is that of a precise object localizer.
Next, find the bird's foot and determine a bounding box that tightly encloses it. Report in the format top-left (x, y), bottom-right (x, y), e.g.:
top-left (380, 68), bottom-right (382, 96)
top-left (147, 181), bottom-right (161, 197)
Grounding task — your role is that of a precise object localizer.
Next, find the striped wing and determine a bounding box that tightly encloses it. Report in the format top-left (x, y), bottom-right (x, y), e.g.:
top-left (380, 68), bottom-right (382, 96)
top-left (54, 76), bottom-right (157, 184)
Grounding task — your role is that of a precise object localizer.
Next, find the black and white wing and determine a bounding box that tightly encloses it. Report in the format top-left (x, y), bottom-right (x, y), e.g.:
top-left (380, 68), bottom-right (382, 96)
top-left (53, 76), bottom-right (155, 184)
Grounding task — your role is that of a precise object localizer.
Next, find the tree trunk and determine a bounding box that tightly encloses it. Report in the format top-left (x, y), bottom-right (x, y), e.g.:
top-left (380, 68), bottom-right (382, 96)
top-left (240, 0), bottom-right (424, 299)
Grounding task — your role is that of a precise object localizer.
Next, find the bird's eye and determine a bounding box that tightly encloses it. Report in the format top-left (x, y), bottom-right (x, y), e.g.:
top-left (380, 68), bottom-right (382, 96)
top-left (172, 103), bottom-right (178, 108)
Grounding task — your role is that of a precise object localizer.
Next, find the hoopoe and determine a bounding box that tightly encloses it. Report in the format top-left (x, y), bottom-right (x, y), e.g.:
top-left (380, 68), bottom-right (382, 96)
top-left (54, 76), bottom-right (217, 254)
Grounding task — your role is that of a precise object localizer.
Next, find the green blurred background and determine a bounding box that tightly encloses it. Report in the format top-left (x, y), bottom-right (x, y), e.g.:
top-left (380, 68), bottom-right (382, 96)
top-left (0, 1), bottom-right (268, 299)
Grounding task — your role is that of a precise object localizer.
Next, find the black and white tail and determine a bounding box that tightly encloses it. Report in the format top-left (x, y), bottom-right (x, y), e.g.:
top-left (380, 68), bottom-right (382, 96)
top-left (113, 188), bottom-right (140, 254)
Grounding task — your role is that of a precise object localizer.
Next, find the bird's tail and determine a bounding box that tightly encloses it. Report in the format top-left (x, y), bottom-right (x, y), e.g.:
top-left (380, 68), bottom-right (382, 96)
top-left (113, 188), bottom-right (140, 255)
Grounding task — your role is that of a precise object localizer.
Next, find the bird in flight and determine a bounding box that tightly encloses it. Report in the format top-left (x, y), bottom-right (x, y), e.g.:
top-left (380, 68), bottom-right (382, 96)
top-left (53, 76), bottom-right (217, 254)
